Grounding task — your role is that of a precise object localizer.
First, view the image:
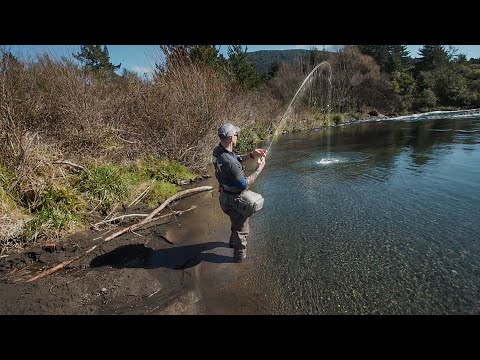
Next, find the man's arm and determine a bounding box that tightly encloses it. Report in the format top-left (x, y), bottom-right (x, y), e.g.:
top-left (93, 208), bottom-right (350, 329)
top-left (246, 156), bottom-right (266, 188)
top-left (231, 157), bottom-right (265, 190)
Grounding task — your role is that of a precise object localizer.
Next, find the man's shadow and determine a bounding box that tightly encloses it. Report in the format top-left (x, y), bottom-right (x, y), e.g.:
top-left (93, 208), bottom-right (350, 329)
top-left (90, 241), bottom-right (233, 270)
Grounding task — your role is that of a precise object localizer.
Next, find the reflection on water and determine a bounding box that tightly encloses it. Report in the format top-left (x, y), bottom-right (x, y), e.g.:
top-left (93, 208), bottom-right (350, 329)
top-left (246, 116), bottom-right (480, 314)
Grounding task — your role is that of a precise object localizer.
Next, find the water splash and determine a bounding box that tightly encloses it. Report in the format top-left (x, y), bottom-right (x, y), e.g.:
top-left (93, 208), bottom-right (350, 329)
top-left (266, 61), bottom-right (332, 154)
top-left (316, 158), bottom-right (340, 165)
top-left (311, 152), bottom-right (371, 167)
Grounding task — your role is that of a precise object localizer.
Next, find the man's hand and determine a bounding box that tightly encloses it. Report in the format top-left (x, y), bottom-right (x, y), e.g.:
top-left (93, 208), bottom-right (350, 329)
top-left (250, 148), bottom-right (268, 159)
top-left (256, 156), bottom-right (266, 172)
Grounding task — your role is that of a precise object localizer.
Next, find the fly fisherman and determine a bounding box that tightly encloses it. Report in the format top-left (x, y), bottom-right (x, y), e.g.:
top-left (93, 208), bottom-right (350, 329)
top-left (212, 123), bottom-right (267, 263)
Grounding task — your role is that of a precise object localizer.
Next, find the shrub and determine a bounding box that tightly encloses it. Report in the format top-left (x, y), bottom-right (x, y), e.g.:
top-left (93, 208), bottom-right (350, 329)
top-left (332, 113), bottom-right (343, 126)
top-left (236, 128), bottom-right (256, 153)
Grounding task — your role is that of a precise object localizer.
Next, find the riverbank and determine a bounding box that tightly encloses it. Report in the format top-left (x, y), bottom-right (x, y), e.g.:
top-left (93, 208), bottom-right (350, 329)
top-left (282, 108), bottom-right (480, 135)
top-left (344, 108), bottom-right (480, 125)
top-left (0, 174), bottom-right (260, 315)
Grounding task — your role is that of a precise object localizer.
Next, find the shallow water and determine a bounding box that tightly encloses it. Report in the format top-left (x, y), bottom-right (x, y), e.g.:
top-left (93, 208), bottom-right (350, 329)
top-left (247, 116), bottom-right (480, 314)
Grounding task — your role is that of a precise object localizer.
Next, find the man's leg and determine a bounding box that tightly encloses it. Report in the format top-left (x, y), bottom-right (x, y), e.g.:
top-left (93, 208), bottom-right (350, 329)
top-left (229, 210), bottom-right (250, 262)
top-left (219, 192), bottom-right (250, 262)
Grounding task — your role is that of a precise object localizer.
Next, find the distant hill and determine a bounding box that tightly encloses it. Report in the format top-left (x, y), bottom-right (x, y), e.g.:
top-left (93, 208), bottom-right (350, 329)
top-left (246, 49), bottom-right (313, 75)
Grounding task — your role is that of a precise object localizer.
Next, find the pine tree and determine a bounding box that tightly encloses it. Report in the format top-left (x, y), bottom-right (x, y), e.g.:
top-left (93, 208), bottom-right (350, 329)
top-left (267, 61), bottom-right (280, 79)
top-left (418, 45), bottom-right (449, 71)
top-left (227, 45), bottom-right (259, 89)
top-left (73, 45), bottom-right (121, 75)
top-left (1, 51), bottom-right (20, 66)
top-left (387, 45), bottom-right (412, 73)
top-left (189, 45), bottom-right (220, 65)
top-left (155, 45), bottom-right (193, 75)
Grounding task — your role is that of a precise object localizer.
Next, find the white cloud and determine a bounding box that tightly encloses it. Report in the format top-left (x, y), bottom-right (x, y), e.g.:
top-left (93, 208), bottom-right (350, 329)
top-left (132, 65), bottom-right (154, 76)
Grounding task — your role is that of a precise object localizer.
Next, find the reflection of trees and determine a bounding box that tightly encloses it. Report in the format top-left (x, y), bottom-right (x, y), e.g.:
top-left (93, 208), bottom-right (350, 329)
top-left (318, 118), bottom-right (478, 177)
top-left (406, 119), bottom-right (456, 167)
top-left (270, 117), bottom-right (478, 184)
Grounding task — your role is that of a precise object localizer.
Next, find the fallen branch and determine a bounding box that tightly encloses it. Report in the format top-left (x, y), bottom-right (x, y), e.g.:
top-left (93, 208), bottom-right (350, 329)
top-left (141, 205), bottom-right (197, 230)
top-left (93, 213), bottom-right (149, 229)
top-left (104, 186), bottom-right (212, 242)
top-left (25, 245), bottom-right (97, 283)
top-left (52, 160), bottom-right (87, 173)
top-left (93, 204), bottom-right (197, 232)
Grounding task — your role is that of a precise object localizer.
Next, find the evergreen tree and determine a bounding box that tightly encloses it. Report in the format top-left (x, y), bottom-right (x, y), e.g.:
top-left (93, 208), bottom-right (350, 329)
top-left (308, 46), bottom-right (319, 69)
top-left (417, 45), bottom-right (449, 71)
top-left (1, 50), bottom-right (20, 66)
top-left (227, 45), bottom-right (259, 89)
top-left (267, 61), bottom-right (280, 79)
top-left (73, 45), bottom-right (121, 75)
top-left (387, 45), bottom-right (412, 73)
top-left (189, 45), bottom-right (220, 65)
top-left (468, 57), bottom-right (480, 64)
top-left (357, 45), bottom-right (376, 57)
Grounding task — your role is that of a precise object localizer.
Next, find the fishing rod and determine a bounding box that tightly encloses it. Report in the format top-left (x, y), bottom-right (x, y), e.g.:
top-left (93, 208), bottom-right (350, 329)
top-left (265, 61), bottom-right (332, 155)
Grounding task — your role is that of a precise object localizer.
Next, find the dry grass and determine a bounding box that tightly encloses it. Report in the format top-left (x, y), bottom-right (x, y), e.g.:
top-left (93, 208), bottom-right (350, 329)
top-left (0, 47), bottom-right (283, 253)
top-left (0, 214), bottom-right (31, 254)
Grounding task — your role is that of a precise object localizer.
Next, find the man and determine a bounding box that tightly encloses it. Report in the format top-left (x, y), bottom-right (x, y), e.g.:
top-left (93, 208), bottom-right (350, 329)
top-left (212, 123), bottom-right (267, 263)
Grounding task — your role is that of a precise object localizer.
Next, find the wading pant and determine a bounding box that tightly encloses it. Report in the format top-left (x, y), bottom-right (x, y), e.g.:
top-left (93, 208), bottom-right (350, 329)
top-left (219, 192), bottom-right (250, 251)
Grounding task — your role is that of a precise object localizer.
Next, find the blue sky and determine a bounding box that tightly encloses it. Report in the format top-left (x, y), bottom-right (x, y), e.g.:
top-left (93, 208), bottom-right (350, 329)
top-left (7, 45), bottom-right (480, 77)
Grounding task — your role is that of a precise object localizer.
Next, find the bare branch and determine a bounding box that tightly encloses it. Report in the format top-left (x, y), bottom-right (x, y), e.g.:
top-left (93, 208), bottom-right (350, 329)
top-left (92, 213), bottom-right (149, 229)
top-left (104, 186), bottom-right (212, 242)
top-left (25, 245), bottom-right (98, 283)
top-left (52, 160), bottom-right (87, 172)
top-left (128, 181), bottom-right (154, 208)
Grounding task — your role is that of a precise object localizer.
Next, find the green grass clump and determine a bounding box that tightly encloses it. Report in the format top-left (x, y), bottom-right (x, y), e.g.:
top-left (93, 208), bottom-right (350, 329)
top-left (25, 185), bottom-right (85, 241)
top-left (3, 156), bottom-right (199, 247)
top-left (144, 181), bottom-right (178, 208)
top-left (79, 164), bottom-right (131, 213)
top-left (135, 157), bottom-right (197, 184)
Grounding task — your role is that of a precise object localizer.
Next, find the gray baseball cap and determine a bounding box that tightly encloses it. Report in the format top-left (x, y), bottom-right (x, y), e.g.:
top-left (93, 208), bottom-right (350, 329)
top-left (218, 123), bottom-right (240, 139)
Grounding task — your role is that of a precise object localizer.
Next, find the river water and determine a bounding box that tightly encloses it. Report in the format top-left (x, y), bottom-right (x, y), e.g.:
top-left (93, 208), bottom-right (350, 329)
top-left (246, 114), bottom-right (480, 314)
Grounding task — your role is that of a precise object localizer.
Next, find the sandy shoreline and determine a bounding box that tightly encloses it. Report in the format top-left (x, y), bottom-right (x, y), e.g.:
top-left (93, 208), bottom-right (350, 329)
top-left (0, 174), bottom-right (268, 315)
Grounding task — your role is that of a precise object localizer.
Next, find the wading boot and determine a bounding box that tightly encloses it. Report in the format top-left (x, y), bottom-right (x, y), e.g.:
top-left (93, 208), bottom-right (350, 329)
top-left (233, 249), bottom-right (246, 263)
